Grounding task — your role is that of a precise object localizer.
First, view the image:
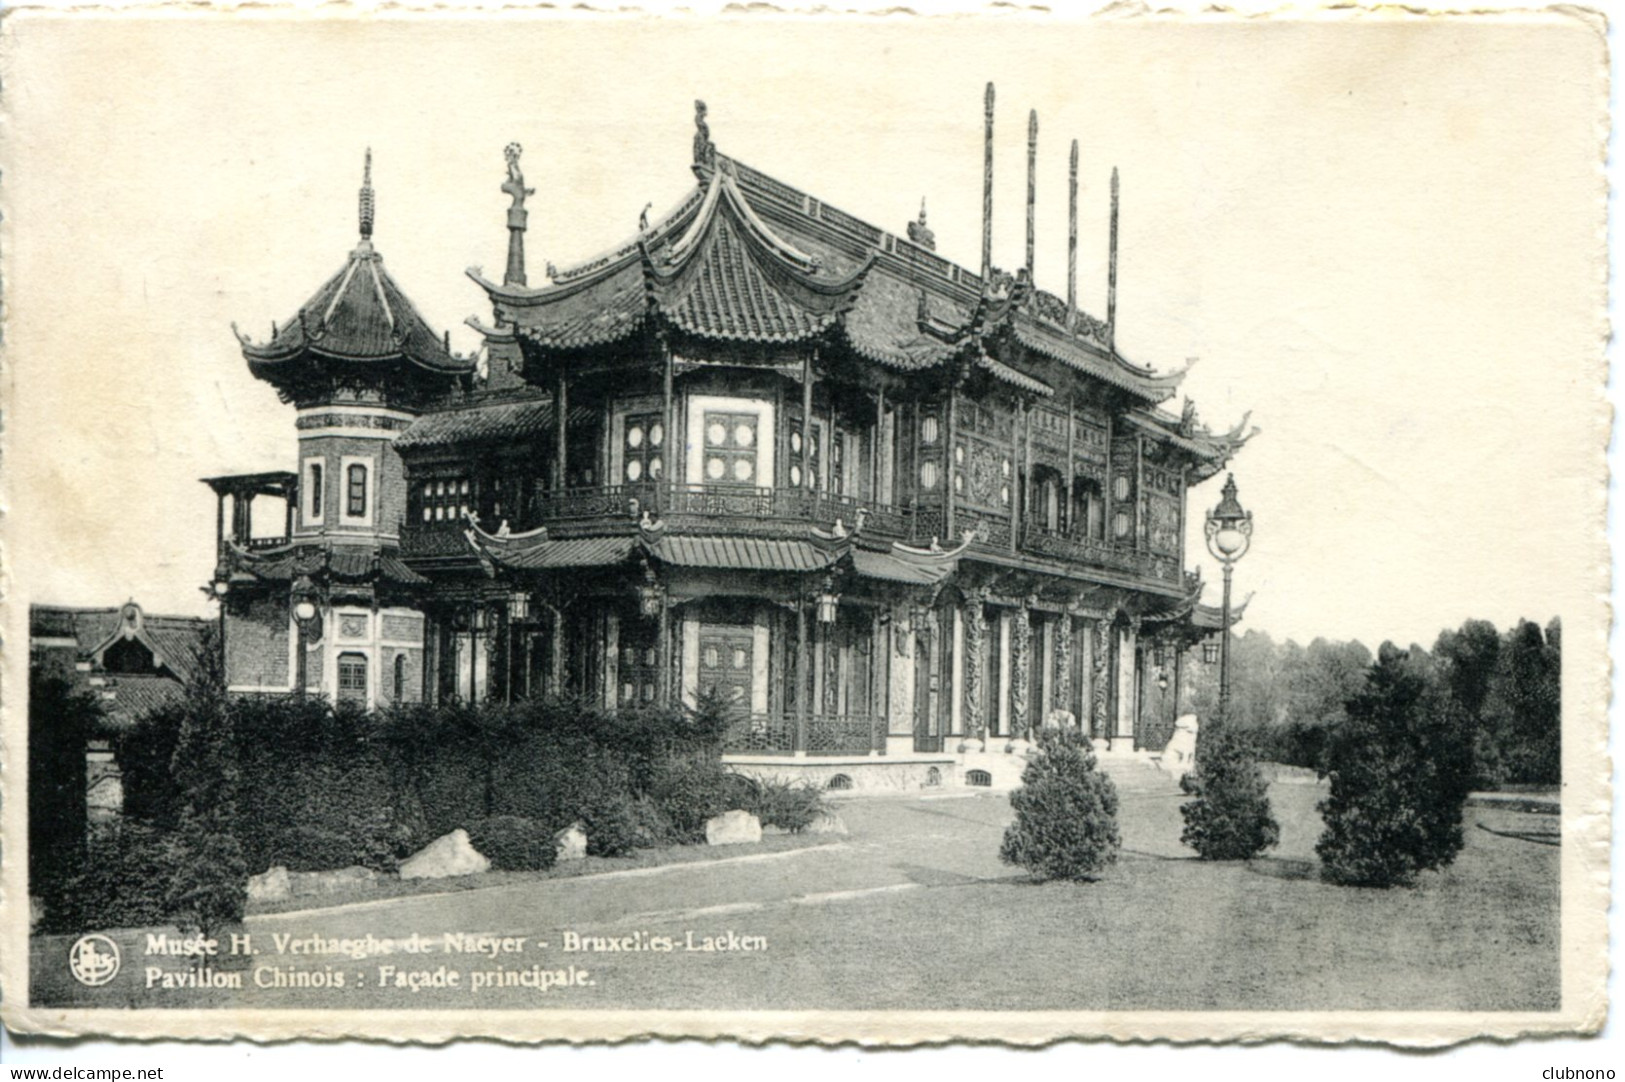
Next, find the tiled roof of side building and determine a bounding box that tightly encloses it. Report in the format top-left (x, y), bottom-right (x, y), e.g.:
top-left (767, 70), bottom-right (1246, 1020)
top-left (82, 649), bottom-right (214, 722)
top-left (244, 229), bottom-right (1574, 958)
top-left (396, 396), bottom-right (597, 451)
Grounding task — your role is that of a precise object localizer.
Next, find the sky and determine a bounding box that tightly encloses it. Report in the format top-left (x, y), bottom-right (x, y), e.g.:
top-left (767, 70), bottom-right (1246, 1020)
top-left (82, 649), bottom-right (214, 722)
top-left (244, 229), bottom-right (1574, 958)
top-left (1, 11), bottom-right (1606, 650)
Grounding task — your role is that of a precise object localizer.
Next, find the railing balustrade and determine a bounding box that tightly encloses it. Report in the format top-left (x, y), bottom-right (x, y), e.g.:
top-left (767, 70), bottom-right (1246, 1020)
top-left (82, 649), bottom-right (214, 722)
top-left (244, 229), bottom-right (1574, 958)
top-left (723, 712), bottom-right (883, 757)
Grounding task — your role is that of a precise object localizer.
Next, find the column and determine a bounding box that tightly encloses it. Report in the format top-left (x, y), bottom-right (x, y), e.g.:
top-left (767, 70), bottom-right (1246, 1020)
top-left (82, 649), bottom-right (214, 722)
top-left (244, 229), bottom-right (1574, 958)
top-left (1054, 614), bottom-right (1073, 726)
top-left (1010, 600), bottom-right (1032, 742)
top-left (1116, 622), bottom-right (1138, 744)
top-left (795, 602), bottom-right (809, 754)
top-left (1091, 619), bottom-right (1111, 740)
top-left (962, 589), bottom-right (986, 748)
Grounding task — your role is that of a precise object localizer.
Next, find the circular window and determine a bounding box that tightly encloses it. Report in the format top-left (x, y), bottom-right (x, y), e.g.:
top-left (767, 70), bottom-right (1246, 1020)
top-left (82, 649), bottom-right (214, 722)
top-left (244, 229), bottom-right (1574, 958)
top-left (704, 646), bottom-right (719, 668)
top-left (921, 417), bottom-right (939, 445)
top-left (707, 457), bottom-right (726, 480)
top-left (627, 425), bottom-right (644, 449)
top-left (1000, 484), bottom-right (1010, 505)
top-left (791, 431), bottom-right (803, 454)
top-left (954, 473), bottom-right (964, 493)
top-left (649, 423), bottom-right (664, 447)
top-left (460, 480), bottom-right (470, 494)
top-left (954, 445), bottom-right (965, 465)
top-left (789, 464), bottom-right (802, 487)
top-left (649, 456), bottom-right (663, 479)
top-left (733, 459), bottom-right (754, 482)
top-left (422, 507), bottom-right (432, 522)
top-left (1113, 511), bottom-right (1130, 538)
top-left (920, 461), bottom-right (939, 489)
top-left (731, 647), bottom-right (748, 670)
top-left (708, 422), bottom-right (728, 446)
top-left (642, 683), bottom-right (655, 702)
top-left (1002, 458), bottom-right (1012, 478)
top-left (621, 647), bottom-right (635, 666)
top-left (621, 682), bottom-right (635, 703)
top-left (1113, 475), bottom-right (1131, 501)
top-left (644, 647), bottom-right (657, 666)
top-left (626, 460), bottom-right (643, 481)
top-left (735, 424), bottom-right (755, 448)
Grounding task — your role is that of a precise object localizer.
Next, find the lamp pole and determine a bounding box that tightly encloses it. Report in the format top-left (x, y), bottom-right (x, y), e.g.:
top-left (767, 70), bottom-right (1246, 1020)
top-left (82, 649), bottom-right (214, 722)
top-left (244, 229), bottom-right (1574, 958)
top-left (1203, 474), bottom-right (1253, 723)
top-left (292, 576), bottom-right (318, 703)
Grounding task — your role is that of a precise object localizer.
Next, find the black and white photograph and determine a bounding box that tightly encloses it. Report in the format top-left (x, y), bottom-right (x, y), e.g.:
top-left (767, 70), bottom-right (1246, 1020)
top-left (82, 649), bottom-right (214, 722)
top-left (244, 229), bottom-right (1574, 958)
top-left (0, 7), bottom-right (1607, 1051)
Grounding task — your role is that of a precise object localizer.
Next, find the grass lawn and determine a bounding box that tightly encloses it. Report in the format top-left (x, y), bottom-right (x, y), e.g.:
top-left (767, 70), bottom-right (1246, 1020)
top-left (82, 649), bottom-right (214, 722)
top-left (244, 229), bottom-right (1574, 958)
top-left (29, 778), bottom-right (1559, 1012)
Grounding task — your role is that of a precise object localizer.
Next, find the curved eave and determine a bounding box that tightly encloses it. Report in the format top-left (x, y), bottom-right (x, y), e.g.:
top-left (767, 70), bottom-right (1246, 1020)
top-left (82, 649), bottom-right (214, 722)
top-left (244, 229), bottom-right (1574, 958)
top-left (1007, 320), bottom-right (1184, 403)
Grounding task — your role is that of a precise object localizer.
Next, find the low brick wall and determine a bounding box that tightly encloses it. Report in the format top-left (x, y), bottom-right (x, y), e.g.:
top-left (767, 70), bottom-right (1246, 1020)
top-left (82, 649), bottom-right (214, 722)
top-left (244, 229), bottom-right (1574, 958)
top-left (724, 756), bottom-right (956, 794)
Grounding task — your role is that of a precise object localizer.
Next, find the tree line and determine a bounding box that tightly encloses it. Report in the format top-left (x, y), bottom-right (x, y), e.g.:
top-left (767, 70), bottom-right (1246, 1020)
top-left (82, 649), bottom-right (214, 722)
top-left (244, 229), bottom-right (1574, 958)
top-left (1180, 616), bottom-right (1560, 787)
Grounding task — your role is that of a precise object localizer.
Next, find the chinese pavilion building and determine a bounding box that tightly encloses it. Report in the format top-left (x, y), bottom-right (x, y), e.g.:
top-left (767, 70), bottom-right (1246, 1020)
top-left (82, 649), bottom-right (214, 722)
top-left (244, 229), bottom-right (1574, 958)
top-left (211, 92), bottom-right (1253, 786)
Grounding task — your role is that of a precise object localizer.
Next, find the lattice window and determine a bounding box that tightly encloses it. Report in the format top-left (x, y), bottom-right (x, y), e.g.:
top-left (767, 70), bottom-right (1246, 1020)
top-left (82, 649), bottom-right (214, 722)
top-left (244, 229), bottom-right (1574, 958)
top-left (346, 463), bottom-right (368, 518)
top-left (618, 619), bottom-right (661, 707)
top-left (622, 412), bottom-right (666, 484)
top-left (786, 417), bottom-right (823, 489)
top-left (337, 652), bottom-right (368, 702)
top-left (826, 774), bottom-right (853, 791)
top-left (965, 769), bottom-right (992, 787)
top-left (416, 478), bottom-right (472, 523)
top-left (702, 411), bottom-right (760, 486)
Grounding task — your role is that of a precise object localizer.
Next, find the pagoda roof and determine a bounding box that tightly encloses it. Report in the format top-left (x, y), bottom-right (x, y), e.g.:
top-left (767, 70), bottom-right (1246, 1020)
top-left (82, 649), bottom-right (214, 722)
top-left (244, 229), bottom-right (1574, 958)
top-left (395, 393), bottom-right (596, 452)
top-left (222, 541), bottom-right (429, 587)
top-left (236, 155), bottom-right (474, 400)
top-left (474, 170), bottom-right (873, 351)
top-left (472, 145), bottom-right (1187, 405)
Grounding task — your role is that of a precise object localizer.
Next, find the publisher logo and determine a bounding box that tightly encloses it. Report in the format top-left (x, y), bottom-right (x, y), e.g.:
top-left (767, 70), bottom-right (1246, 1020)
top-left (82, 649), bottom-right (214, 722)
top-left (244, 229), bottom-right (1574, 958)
top-left (68, 934), bottom-right (121, 986)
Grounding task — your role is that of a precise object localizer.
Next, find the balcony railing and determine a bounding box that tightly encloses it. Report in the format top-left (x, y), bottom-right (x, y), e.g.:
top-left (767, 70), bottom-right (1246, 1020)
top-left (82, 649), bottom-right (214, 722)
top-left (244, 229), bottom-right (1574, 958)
top-left (397, 484), bottom-right (1183, 586)
top-left (723, 713), bottom-right (884, 757)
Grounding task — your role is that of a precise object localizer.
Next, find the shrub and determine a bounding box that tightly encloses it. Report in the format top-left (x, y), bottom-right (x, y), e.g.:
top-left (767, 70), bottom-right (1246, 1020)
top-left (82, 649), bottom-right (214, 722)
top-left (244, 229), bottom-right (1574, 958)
top-left (1316, 644), bottom-right (1476, 888)
top-left (40, 823), bottom-right (173, 934)
top-left (467, 816), bottom-right (558, 871)
top-left (278, 825), bottom-right (361, 872)
top-left (999, 726), bottom-right (1120, 881)
top-left (28, 669), bottom-right (95, 896)
top-left (1179, 721), bottom-right (1280, 860)
top-left (750, 777), bottom-right (828, 833)
top-left (650, 759), bottom-right (734, 843)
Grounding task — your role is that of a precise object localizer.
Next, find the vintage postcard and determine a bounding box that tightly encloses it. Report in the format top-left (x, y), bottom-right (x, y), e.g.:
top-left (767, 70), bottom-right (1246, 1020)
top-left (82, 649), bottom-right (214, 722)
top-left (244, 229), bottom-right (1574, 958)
top-left (0, 6), bottom-right (1608, 1046)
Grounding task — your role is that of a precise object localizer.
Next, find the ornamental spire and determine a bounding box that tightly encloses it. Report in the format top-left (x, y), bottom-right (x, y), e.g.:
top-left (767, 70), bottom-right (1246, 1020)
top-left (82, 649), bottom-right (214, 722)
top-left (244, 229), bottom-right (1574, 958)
top-left (1025, 109), bottom-right (1037, 279)
top-left (981, 82), bottom-right (995, 281)
top-left (358, 148), bottom-right (375, 240)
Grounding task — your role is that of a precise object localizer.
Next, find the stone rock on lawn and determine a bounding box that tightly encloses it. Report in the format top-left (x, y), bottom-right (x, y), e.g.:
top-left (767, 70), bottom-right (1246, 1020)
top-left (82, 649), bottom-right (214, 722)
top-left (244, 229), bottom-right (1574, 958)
top-left (399, 829), bottom-right (491, 880)
top-left (804, 811), bottom-right (849, 836)
top-left (554, 822), bottom-right (588, 862)
top-left (247, 865), bottom-right (292, 903)
top-left (288, 866), bottom-right (377, 896)
top-left (704, 809), bottom-right (762, 846)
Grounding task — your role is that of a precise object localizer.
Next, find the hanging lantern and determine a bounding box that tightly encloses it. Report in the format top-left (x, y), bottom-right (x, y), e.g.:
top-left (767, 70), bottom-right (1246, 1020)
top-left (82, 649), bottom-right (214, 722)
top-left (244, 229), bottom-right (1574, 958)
top-left (816, 591), bottom-right (840, 625)
top-left (507, 591), bottom-right (530, 622)
top-left (637, 581), bottom-right (664, 619)
top-left (1152, 641), bottom-right (1167, 668)
top-left (1202, 639), bottom-right (1220, 665)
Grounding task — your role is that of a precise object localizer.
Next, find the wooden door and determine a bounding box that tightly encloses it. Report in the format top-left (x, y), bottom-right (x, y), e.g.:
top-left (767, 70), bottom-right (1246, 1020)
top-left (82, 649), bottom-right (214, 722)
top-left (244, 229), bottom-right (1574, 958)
top-left (698, 625), bottom-right (754, 715)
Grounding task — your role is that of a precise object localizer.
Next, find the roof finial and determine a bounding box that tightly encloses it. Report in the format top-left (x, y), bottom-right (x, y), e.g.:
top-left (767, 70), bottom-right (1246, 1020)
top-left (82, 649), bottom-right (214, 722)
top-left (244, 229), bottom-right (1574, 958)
top-left (981, 82), bottom-right (995, 281)
top-left (1107, 165), bottom-right (1120, 355)
top-left (1025, 109), bottom-right (1037, 279)
top-left (906, 196), bottom-right (936, 251)
top-left (502, 142), bottom-right (534, 287)
top-left (358, 148), bottom-right (375, 240)
top-left (693, 100), bottom-right (716, 173)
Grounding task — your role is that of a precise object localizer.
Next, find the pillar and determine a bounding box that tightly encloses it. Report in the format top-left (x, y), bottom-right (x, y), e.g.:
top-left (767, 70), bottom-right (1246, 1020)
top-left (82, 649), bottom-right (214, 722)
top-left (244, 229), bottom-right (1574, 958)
top-left (1091, 618), bottom-right (1110, 740)
top-left (1055, 614), bottom-right (1073, 724)
top-left (962, 590), bottom-right (987, 748)
top-left (1010, 600), bottom-right (1032, 742)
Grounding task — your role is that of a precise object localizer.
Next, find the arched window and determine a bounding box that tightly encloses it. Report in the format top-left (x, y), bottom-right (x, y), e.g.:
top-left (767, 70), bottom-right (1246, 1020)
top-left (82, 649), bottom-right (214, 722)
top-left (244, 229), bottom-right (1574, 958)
top-left (337, 652), bottom-right (368, 703)
top-left (393, 653), bottom-right (407, 702)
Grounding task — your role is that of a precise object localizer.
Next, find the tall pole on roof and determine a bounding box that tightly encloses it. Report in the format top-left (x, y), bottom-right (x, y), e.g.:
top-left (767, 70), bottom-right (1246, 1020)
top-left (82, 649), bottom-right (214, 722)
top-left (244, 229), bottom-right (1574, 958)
top-left (503, 142), bottom-right (535, 288)
top-left (981, 82), bottom-right (995, 282)
top-left (1067, 139), bottom-right (1078, 328)
top-left (1025, 109), bottom-right (1037, 280)
top-left (1107, 166), bottom-right (1120, 355)
top-left (358, 148), bottom-right (375, 241)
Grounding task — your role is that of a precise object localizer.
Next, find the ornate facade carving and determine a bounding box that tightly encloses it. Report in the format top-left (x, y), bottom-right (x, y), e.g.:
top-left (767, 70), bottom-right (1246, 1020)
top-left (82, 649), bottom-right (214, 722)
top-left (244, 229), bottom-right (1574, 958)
top-left (1090, 617), bottom-right (1110, 738)
top-left (1010, 598), bottom-right (1032, 741)
top-left (961, 588), bottom-right (987, 745)
top-left (1054, 613), bottom-right (1072, 716)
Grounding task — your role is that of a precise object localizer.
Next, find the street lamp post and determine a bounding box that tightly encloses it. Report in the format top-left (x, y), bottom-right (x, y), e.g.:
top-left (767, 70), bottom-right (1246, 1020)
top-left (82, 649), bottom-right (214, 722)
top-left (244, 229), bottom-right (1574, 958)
top-left (292, 576), bottom-right (319, 702)
top-left (1203, 474), bottom-right (1253, 721)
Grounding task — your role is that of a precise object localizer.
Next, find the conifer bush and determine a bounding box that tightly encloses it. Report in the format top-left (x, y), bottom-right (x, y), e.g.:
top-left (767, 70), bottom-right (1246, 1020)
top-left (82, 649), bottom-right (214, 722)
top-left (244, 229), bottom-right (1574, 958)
top-left (999, 726), bottom-right (1121, 881)
top-left (467, 815), bottom-right (558, 871)
top-left (1179, 720), bottom-right (1280, 860)
top-left (1316, 644), bottom-right (1476, 888)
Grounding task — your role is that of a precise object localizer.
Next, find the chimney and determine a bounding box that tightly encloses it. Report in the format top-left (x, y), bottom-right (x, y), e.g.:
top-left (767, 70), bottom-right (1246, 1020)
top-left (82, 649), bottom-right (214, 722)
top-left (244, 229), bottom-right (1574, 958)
top-left (1067, 139), bottom-right (1078, 328)
top-left (981, 82), bottom-right (995, 282)
top-left (1025, 110), bottom-right (1037, 280)
top-left (1107, 166), bottom-right (1119, 354)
